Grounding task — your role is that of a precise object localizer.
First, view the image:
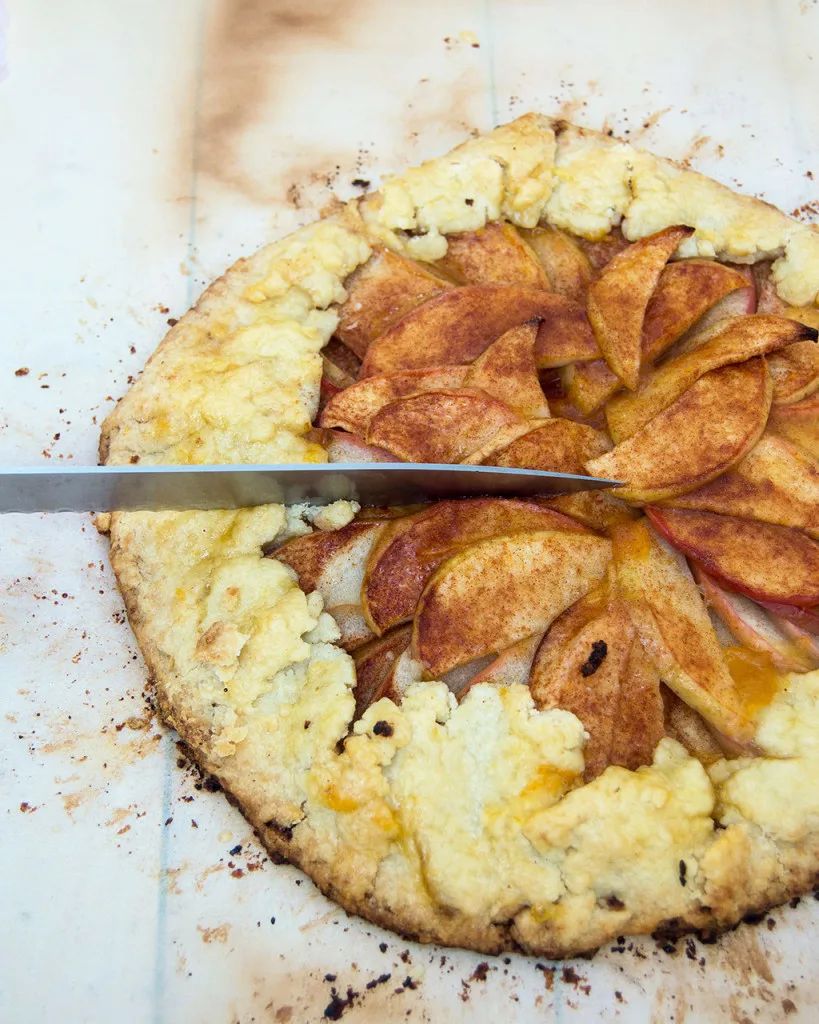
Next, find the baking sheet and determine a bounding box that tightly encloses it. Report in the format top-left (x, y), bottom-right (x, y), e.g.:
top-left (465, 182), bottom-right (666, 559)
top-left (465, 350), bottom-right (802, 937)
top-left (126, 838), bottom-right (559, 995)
top-left (2, 1), bottom-right (818, 1020)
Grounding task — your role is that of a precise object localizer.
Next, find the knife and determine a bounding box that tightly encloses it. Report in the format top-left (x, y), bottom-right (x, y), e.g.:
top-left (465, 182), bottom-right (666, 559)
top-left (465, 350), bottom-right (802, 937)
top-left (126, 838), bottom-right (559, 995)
top-left (0, 463), bottom-right (620, 514)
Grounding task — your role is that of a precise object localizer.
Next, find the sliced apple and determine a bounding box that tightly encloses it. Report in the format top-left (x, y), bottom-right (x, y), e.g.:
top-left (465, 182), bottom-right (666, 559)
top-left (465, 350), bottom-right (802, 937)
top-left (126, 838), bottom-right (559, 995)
top-left (768, 393), bottom-right (819, 459)
top-left (328, 604), bottom-right (377, 651)
top-left (482, 418), bottom-right (612, 474)
top-left (586, 358), bottom-right (772, 504)
top-left (694, 567), bottom-right (815, 674)
top-left (546, 394), bottom-right (609, 432)
top-left (361, 286), bottom-right (589, 376)
top-left (374, 648), bottom-right (425, 705)
top-left (606, 315), bottom-right (812, 442)
top-left (320, 365), bottom-right (469, 435)
top-left (663, 434), bottom-right (819, 533)
top-left (646, 507), bottom-right (819, 608)
top-left (662, 687), bottom-right (726, 765)
top-left (310, 427), bottom-right (399, 463)
top-left (757, 601), bottom-right (819, 637)
top-left (323, 337), bottom-right (362, 379)
top-left (587, 225), bottom-right (694, 391)
top-left (361, 498), bottom-right (588, 635)
top-left (436, 221), bottom-right (550, 288)
top-left (752, 261), bottom-right (787, 315)
top-left (460, 633), bottom-right (543, 693)
top-left (768, 340), bottom-right (819, 404)
top-left (533, 302), bottom-right (600, 368)
top-left (521, 225), bottom-right (594, 302)
top-left (611, 519), bottom-right (754, 743)
top-left (530, 592), bottom-right (665, 780)
top-left (274, 520), bottom-right (384, 607)
top-left (459, 419), bottom-right (551, 466)
top-left (538, 491), bottom-right (640, 532)
top-left (576, 229), bottom-right (631, 270)
top-left (335, 246), bottom-right (453, 359)
top-left (670, 266), bottom-right (757, 356)
top-left (642, 260), bottom-right (750, 363)
top-left (352, 625), bottom-right (413, 717)
top-left (412, 529), bottom-right (612, 677)
top-left (560, 358), bottom-right (622, 416)
top-left (463, 321), bottom-right (550, 418)
top-left (366, 388), bottom-right (522, 463)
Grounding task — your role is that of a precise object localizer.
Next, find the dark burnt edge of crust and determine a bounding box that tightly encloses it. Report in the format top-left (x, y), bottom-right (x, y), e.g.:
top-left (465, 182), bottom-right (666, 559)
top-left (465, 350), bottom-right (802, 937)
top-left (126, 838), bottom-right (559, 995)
top-left (109, 514), bottom-right (819, 960)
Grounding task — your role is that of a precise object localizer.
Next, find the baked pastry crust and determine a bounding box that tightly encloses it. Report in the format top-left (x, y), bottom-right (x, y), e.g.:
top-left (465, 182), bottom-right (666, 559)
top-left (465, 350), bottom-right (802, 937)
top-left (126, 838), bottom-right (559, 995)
top-left (100, 115), bottom-right (819, 957)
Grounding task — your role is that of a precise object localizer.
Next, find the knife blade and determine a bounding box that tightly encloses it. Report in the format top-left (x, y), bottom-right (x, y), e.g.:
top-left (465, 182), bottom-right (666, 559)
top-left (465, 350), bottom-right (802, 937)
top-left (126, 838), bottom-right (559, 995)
top-left (0, 463), bottom-right (621, 514)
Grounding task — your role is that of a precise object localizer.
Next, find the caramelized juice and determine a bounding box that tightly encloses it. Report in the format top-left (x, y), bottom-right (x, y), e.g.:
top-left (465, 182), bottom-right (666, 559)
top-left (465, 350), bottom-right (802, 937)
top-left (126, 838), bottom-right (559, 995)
top-left (723, 646), bottom-right (781, 716)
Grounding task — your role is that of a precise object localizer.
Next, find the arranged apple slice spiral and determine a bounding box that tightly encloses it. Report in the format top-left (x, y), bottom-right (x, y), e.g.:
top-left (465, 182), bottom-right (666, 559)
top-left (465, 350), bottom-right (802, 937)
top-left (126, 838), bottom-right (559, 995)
top-left (287, 219), bottom-right (819, 781)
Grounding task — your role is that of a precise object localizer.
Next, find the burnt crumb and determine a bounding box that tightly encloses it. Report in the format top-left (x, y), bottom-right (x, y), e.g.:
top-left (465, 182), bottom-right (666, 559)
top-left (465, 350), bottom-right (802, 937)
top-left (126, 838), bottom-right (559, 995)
top-left (580, 640), bottom-right (607, 677)
top-left (231, 868), bottom-right (244, 878)
top-left (351, 178), bottom-right (371, 189)
top-left (129, 454), bottom-right (140, 464)
top-left (270, 917), bottom-right (276, 925)
top-left (265, 820), bottom-right (294, 842)
top-left (202, 775), bottom-right (221, 793)
top-left (561, 966), bottom-right (580, 984)
top-left (535, 963), bottom-right (555, 990)
top-left (323, 986), bottom-right (358, 1020)
top-left (783, 998), bottom-right (797, 1015)
top-left (229, 844), bottom-right (242, 856)
top-left (605, 895), bottom-right (625, 910)
top-left (614, 991), bottom-right (624, 1003)
top-left (470, 962), bottom-right (490, 982)
top-left (790, 896), bottom-right (802, 908)
top-left (399, 950), bottom-right (411, 964)
top-left (402, 977), bottom-right (418, 991)
top-left (684, 937), bottom-right (697, 961)
top-left (373, 720), bottom-right (394, 737)
top-left (365, 973), bottom-right (391, 990)
top-left (167, 318), bottom-right (179, 327)
top-left (379, 942), bottom-right (388, 953)
top-left (14, 367), bottom-right (29, 376)
top-left (464, 197), bottom-right (474, 206)
top-left (304, 720), bottom-right (311, 730)
top-left (766, 917), bottom-right (777, 930)
top-left (679, 859), bottom-right (687, 886)
top-left (661, 942), bottom-right (677, 955)
top-left (324, 973), bottom-right (337, 983)
top-left (743, 911), bottom-right (766, 925)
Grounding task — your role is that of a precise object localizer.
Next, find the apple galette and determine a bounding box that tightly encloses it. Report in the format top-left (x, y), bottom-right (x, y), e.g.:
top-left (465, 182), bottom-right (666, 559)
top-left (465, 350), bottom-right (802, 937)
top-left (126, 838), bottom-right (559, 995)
top-left (99, 115), bottom-right (819, 957)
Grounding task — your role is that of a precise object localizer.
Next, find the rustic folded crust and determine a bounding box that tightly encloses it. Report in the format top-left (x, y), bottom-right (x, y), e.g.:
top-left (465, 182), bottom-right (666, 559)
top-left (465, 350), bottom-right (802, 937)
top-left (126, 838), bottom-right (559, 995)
top-left (100, 114), bottom-right (819, 957)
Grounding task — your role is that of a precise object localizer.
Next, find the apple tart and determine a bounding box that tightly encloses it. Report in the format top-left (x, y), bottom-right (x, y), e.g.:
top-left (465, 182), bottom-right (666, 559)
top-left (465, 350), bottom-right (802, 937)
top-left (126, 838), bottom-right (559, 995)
top-left (100, 115), bottom-right (819, 957)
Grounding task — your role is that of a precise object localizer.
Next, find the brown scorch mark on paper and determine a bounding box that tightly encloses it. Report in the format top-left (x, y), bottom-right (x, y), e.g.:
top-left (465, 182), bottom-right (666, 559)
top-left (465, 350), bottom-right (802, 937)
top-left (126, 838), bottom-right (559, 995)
top-left (197, 923), bottom-right (231, 944)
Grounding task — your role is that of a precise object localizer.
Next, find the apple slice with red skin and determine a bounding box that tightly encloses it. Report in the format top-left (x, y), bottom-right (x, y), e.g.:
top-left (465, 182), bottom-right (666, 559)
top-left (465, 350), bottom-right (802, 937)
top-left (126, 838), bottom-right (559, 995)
top-left (352, 625), bottom-right (413, 717)
top-left (606, 314), bottom-right (813, 442)
top-left (586, 358), bottom-right (772, 504)
top-left (320, 365), bottom-right (469, 435)
top-left (435, 221), bottom-right (550, 288)
top-left (764, 612), bottom-right (819, 665)
top-left (361, 498), bottom-right (588, 635)
top-left (309, 427), bottom-right (398, 463)
top-left (694, 566), bottom-right (815, 673)
top-left (611, 519), bottom-right (754, 743)
top-left (756, 600), bottom-right (819, 637)
top-left (661, 434), bottom-right (819, 533)
top-left (481, 418), bottom-right (612, 475)
top-left (646, 507), bottom-right (819, 608)
top-left (521, 226), bottom-right (594, 303)
top-left (366, 387), bottom-right (523, 463)
top-left (768, 393), bottom-right (819, 460)
top-left (412, 528), bottom-right (612, 677)
top-left (361, 286), bottom-right (596, 376)
top-left (464, 321), bottom-right (550, 418)
top-left (768, 340), bottom-right (819, 405)
top-left (587, 225), bottom-right (694, 391)
top-left (335, 246), bottom-right (453, 359)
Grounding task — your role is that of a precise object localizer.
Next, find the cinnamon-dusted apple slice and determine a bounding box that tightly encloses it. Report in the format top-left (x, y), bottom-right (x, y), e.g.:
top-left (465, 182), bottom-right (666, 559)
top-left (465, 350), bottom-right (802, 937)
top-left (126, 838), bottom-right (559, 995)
top-left (520, 226), bottom-right (594, 302)
top-left (586, 358), bottom-right (772, 504)
top-left (480, 418), bottom-right (611, 474)
top-left (662, 687), bottom-right (726, 765)
top-left (335, 246), bottom-right (453, 358)
top-left (309, 427), bottom-right (398, 463)
top-left (362, 498), bottom-right (588, 635)
top-left (352, 625), bottom-right (413, 717)
top-left (694, 567), bottom-right (815, 674)
top-left (460, 633), bottom-right (543, 693)
top-left (533, 301), bottom-right (600, 367)
top-left (560, 358), bottom-right (623, 416)
top-left (538, 491), bottom-right (639, 532)
top-left (768, 340), bottom-right (819, 404)
top-left (320, 365), bottom-right (469, 435)
top-left (463, 321), bottom-right (550, 418)
top-left (611, 519), bottom-right (754, 742)
top-left (459, 419), bottom-right (551, 466)
top-left (412, 529), bottom-right (612, 677)
top-left (361, 287), bottom-right (593, 376)
top-left (436, 221), bottom-right (550, 288)
top-left (768, 393), bottom-right (819, 459)
top-left (663, 434), bottom-right (819, 533)
top-left (606, 315), bottom-right (813, 442)
top-left (642, 260), bottom-right (751, 363)
top-left (530, 592), bottom-right (665, 780)
top-left (366, 388), bottom-right (522, 463)
top-left (587, 225), bottom-right (694, 391)
top-left (645, 507), bottom-right (819, 608)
